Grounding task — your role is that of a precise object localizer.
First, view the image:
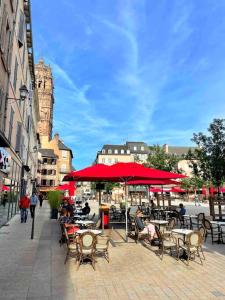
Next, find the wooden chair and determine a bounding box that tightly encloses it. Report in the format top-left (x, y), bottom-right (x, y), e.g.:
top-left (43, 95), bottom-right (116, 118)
top-left (96, 229), bottom-right (112, 262)
top-left (163, 218), bottom-right (176, 237)
top-left (64, 226), bottom-right (78, 264)
top-left (76, 231), bottom-right (97, 270)
top-left (203, 219), bottom-right (221, 243)
top-left (177, 231), bottom-right (204, 265)
top-left (155, 226), bottom-right (178, 260)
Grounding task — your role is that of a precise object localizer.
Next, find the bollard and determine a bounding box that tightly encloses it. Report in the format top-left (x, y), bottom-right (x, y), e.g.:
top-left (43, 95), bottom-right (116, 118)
top-left (31, 209), bottom-right (35, 240)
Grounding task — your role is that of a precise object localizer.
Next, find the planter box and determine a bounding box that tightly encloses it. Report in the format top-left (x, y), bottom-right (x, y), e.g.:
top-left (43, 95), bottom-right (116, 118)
top-left (50, 208), bottom-right (58, 219)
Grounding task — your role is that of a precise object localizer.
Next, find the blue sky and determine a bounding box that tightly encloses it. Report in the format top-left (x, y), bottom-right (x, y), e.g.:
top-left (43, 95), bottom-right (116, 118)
top-left (32, 0), bottom-right (225, 169)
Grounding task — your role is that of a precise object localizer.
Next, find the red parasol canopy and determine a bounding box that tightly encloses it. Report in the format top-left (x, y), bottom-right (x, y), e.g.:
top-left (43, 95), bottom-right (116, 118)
top-left (150, 187), bottom-right (163, 193)
top-left (127, 179), bottom-right (181, 186)
top-left (2, 185), bottom-right (9, 191)
top-left (64, 162), bottom-right (186, 182)
top-left (171, 186), bottom-right (186, 193)
top-left (55, 182), bottom-right (76, 196)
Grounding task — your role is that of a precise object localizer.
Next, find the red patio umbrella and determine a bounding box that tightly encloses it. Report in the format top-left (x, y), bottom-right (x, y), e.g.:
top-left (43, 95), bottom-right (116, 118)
top-left (63, 162), bottom-right (186, 240)
top-left (171, 187), bottom-right (186, 193)
top-left (55, 182), bottom-right (76, 196)
top-left (150, 187), bottom-right (163, 193)
top-left (2, 185), bottom-right (9, 191)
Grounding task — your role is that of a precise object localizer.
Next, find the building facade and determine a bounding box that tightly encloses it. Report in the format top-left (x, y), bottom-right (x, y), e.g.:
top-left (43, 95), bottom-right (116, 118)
top-left (38, 134), bottom-right (73, 192)
top-left (96, 142), bottom-right (149, 165)
top-left (0, 0), bottom-right (39, 226)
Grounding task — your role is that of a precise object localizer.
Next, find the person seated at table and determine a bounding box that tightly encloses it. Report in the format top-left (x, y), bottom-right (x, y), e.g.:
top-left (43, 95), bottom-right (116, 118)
top-left (150, 200), bottom-right (156, 209)
top-left (59, 209), bottom-right (72, 224)
top-left (136, 208), bottom-right (156, 240)
top-left (82, 202), bottom-right (91, 215)
top-left (179, 203), bottom-right (186, 217)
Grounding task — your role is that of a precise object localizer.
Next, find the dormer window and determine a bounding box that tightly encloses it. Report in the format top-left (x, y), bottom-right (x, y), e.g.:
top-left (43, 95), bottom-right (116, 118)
top-left (127, 150), bottom-right (130, 154)
top-left (108, 149), bottom-right (112, 154)
top-left (102, 149), bottom-right (105, 154)
top-left (121, 149), bottom-right (124, 154)
top-left (134, 146), bottom-right (137, 151)
top-left (114, 149), bottom-right (118, 154)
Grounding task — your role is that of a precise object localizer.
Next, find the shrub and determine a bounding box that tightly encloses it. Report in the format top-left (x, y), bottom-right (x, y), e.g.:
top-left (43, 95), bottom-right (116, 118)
top-left (47, 191), bottom-right (62, 209)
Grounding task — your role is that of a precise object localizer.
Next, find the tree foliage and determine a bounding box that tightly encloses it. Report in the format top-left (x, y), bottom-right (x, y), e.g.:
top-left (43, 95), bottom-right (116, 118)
top-left (146, 145), bottom-right (181, 172)
top-left (187, 118), bottom-right (225, 187)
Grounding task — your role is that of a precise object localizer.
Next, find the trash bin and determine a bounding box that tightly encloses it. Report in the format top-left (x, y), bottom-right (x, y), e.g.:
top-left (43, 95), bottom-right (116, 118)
top-left (100, 204), bottom-right (109, 228)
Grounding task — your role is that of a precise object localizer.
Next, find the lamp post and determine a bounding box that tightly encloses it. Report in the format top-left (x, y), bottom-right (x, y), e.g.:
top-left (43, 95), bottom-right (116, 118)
top-left (7, 85), bottom-right (29, 101)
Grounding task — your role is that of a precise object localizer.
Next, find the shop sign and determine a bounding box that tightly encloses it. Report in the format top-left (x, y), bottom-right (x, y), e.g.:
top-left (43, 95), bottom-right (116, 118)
top-left (0, 148), bottom-right (11, 174)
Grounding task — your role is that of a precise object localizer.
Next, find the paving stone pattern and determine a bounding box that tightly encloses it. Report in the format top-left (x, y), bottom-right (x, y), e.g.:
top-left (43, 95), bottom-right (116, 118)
top-left (0, 201), bottom-right (225, 299)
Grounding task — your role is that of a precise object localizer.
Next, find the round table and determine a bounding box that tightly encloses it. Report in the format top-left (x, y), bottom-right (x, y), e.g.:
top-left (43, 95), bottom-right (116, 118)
top-left (77, 229), bottom-right (102, 235)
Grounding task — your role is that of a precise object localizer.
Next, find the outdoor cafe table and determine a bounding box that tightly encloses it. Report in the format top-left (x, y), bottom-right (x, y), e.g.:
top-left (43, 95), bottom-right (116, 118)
top-left (171, 229), bottom-right (193, 242)
top-left (75, 220), bottom-right (94, 226)
top-left (73, 214), bottom-right (86, 219)
top-left (76, 229), bottom-right (102, 235)
top-left (150, 220), bottom-right (168, 229)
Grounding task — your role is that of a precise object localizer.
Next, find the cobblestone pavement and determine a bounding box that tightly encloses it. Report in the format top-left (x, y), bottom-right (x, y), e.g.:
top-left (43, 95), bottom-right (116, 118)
top-left (0, 201), bottom-right (225, 299)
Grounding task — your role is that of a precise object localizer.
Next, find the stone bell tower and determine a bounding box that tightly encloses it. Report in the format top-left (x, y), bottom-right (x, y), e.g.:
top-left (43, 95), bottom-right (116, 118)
top-left (35, 59), bottom-right (54, 146)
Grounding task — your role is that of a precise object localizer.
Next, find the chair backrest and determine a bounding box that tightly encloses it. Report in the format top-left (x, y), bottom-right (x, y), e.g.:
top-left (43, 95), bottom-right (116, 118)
top-left (155, 225), bottom-right (163, 243)
top-left (79, 231), bottom-right (97, 251)
top-left (199, 226), bottom-right (206, 242)
top-left (187, 232), bottom-right (201, 247)
top-left (168, 217), bottom-right (176, 230)
top-left (203, 219), bottom-right (212, 230)
top-left (91, 213), bottom-right (96, 220)
top-left (198, 213), bottom-right (205, 222)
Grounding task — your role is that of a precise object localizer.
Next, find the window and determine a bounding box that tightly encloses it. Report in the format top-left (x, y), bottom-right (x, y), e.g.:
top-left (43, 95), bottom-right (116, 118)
top-left (62, 150), bottom-right (67, 159)
top-left (108, 149), bottom-right (112, 154)
top-left (15, 122), bottom-right (22, 152)
top-left (13, 57), bottom-right (18, 92)
top-left (127, 149), bottom-right (130, 154)
top-left (115, 158), bottom-right (118, 163)
top-left (141, 146), bottom-right (144, 151)
top-left (102, 158), bottom-right (105, 163)
top-left (18, 10), bottom-right (25, 47)
top-left (114, 149), bottom-right (118, 154)
top-left (61, 164), bottom-right (67, 172)
top-left (8, 107), bottom-right (14, 142)
top-left (26, 115), bottom-right (30, 133)
top-left (133, 146), bottom-right (137, 151)
top-left (43, 158), bottom-right (48, 164)
top-left (0, 3), bottom-right (7, 53)
top-left (108, 158), bottom-right (111, 164)
top-left (121, 149), bottom-right (124, 154)
top-left (102, 149), bottom-right (105, 154)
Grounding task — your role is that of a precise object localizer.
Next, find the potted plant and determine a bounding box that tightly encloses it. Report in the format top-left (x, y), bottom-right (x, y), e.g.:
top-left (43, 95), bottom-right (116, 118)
top-left (47, 191), bottom-right (62, 219)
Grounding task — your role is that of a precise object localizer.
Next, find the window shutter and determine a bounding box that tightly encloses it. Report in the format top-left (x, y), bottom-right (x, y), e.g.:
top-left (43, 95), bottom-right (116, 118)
top-left (13, 58), bottom-right (18, 92)
top-left (0, 4), bottom-right (7, 53)
top-left (15, 122), bottom-right (22, 152)
top-left (20, 135), bottom-right (24, 159)
top-left (18, 11), bottom-right (24, 47)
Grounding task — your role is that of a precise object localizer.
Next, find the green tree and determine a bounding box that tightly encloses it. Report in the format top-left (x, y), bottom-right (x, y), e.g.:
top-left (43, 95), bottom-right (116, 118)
top-left (187, 119), bottom-right (225, 190)
top-left (146, 145), bottom-right (181, 172)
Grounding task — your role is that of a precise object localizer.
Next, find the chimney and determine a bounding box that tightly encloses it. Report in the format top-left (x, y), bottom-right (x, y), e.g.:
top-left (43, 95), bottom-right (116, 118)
top-left (54, 133), bottom-right (59, 141)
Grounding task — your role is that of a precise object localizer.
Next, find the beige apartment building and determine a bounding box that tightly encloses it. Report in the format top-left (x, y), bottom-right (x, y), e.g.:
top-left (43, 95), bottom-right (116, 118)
top-left (0, 0), bottom-right (39, 226)
top-left (35, 60), bottom-right (73, 192)
top-left (96, 142), bottom-right (149, 165)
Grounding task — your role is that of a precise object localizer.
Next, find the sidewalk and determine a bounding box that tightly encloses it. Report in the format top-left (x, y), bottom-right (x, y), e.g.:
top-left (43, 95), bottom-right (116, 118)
top-left (0, 201), bottom-right (74, 300)
top-left (1, 201), bottom-right (225, 299)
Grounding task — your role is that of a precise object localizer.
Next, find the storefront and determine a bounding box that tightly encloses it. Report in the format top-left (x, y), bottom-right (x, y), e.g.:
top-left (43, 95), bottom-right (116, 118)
top-left (0, 147), bottom-right (21, 227)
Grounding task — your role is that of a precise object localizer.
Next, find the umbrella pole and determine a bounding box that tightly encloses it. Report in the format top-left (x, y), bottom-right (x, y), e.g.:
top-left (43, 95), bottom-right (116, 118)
top-left (125, 181), bottom-right (128, 242)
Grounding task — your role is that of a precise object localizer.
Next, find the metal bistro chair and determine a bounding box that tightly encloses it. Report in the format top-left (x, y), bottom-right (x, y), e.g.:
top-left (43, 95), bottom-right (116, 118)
top-left (203, 219), bottom-right (221, 244)
top-left (177, 231), bottom-right (205, 265)
top-left (134, 217), bottom-right (149, 244)
top-left (76, 231), bottom-right (97, 270)
top-left (64, 226), bottom-right (78, 264)
top-left (163, 218), bottom-right (177, 237)
top-left (155, 226), bottom-right (178, 260)
top-left (96, 229), bottom-right (112, 263)
top-left (190, 213), bottom-right (205, 230)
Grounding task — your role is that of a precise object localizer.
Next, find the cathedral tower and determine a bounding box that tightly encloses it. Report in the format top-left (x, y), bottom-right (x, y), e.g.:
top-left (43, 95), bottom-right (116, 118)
top-left (35, 59), bottom-right (54, 145)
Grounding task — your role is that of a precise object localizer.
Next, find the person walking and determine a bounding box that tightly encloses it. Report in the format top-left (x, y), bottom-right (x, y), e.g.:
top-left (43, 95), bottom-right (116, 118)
top-left (19, 194), bottom-right (30, 223)
top-left (39, 193), bottom-right (44, 207)
top-left (194, 194), bottom-right (201, 206)
top-left (30, 192), bottom-right (38, 218)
